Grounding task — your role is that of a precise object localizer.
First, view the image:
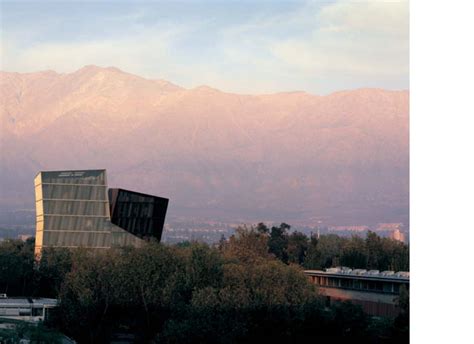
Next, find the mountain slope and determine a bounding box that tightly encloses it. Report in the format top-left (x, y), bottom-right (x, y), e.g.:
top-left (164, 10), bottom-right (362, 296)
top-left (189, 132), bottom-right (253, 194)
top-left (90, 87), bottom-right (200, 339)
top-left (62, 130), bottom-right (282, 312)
top-left (0, 66), bottom-right (409, 226)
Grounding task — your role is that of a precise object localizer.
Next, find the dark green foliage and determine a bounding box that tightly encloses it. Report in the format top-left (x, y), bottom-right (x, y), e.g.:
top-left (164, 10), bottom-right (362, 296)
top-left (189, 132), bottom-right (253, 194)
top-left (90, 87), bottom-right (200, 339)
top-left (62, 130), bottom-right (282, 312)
top-left (341, 236), bottom-right (368, 268)
top-left (391, 284), bottom-right (410, 342)
top-left (303, 231), bottom-right (409, 271)
top-left (365, 231), bottom-right (409, 271)
top-left (0, 224), bottom-right (409, 343)
top-left (36, 247), bottom-right (72, 297)
top-left (287, 231), bottom-right (309, 265)
top-left (221, 226), bottom-right (271, 263)
top-left (194, 224), bottom-right (408, 272)
top-left (268, 223), bottom-right (290, 263)
top-left (0, 238), bottom-right (35, 295)
top-left (256, 222), bottom-right (269, 234)
top-left (57, 245), bottom-right (183, 342)
top-left (304, 234), bottom-right (346, 269)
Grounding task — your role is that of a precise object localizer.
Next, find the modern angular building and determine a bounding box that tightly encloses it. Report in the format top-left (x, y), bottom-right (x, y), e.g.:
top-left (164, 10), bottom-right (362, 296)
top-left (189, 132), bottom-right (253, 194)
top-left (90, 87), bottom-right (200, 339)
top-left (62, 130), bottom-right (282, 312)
top-left (34, 169), bottom-right (168, 256)
top-left (108, 188), bottom-right (168, 242)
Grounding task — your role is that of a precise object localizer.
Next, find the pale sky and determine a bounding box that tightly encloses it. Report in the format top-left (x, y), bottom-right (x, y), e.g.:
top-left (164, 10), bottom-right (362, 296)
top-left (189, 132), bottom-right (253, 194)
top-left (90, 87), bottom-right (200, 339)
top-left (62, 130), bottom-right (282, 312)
top-left (0, 0), bottom-right (409, 94)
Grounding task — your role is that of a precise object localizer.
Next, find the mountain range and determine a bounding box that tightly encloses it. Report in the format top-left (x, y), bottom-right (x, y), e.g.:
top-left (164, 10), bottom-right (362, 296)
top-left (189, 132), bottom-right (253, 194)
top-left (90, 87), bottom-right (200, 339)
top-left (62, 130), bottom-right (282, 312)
top-left (0, 65), bottom-right (409, 227)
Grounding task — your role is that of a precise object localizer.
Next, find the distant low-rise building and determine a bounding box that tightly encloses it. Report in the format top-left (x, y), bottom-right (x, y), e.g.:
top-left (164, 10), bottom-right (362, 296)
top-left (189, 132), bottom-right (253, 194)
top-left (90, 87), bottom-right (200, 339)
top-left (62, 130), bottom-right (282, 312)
top-left (17, 234), bottom-right (32, 242)
top-left (305, 267), bottom-right (409, 317)
top-left (375, 223), bottom-right (403, 232)
top-left (0, 296), bottom-right (57, 322)
top-left (329, 225), bottom-right (369, 233)
top-left (390, 228), bottom-right (406, 243)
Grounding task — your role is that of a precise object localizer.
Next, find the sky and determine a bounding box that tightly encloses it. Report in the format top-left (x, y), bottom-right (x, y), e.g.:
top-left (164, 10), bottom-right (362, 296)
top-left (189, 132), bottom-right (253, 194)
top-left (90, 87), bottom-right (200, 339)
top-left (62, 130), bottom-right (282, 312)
top-left (0, 0), bottom-right (408, 95)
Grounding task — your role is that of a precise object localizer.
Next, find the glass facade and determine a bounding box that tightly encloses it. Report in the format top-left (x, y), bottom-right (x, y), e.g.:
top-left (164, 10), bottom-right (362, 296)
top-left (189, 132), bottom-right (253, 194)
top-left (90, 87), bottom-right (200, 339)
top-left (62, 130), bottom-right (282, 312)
top-left (109, 188), bottom-right (168, 242)
top-left (34, 169), bottom-right (166, 256)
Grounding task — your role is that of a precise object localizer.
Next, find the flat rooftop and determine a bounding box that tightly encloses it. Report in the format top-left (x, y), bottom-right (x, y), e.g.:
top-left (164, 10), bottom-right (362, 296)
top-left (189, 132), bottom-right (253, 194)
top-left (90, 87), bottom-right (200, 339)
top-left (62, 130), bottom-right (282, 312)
top-left (0, 297), bottom-right (58, 307)
top-left (304, 267), bottom-right (409, 282)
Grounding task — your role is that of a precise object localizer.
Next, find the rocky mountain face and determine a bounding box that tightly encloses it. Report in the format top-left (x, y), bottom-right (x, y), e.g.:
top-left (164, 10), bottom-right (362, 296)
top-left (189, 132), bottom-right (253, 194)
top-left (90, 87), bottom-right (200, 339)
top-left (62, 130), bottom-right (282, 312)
top-left (0, 66), bottom-right (409, 226)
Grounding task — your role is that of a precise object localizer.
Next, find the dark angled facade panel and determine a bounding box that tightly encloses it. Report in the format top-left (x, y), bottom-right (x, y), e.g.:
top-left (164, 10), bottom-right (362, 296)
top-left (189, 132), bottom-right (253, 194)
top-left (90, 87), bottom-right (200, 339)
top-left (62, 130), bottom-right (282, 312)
top-left (109, 188), bottom-right (168, 242)
top-left (34, 169), bottom-right (168, 255)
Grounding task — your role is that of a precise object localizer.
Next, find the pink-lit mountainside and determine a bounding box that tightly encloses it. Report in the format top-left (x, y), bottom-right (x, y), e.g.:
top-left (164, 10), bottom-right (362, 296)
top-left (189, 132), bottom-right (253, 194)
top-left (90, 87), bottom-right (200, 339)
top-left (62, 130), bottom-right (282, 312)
top-left (0, 66), bottom-right (408, 226)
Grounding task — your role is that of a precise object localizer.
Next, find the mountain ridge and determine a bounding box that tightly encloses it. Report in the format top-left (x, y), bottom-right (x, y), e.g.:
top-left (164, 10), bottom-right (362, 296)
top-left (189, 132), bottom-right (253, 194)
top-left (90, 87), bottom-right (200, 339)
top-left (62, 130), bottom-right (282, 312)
top-left (0, 65), bottom-right (407, 95)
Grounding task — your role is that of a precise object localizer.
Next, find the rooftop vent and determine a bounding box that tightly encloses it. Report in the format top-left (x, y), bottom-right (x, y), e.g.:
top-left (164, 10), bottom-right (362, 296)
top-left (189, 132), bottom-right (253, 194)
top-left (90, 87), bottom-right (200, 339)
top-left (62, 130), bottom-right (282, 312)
top-left (352, 269), bottom-right (367, 275)
top-left (395, 271), bottom-right (410, 278)
top-left (367, 270), bottom-right (380, 275)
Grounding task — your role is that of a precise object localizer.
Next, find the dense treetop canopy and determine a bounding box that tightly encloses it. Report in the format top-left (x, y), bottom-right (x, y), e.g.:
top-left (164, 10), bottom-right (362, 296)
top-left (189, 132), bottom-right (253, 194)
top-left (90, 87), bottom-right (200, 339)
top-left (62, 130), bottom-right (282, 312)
top-left (0, 225), bottom-right (409, 343)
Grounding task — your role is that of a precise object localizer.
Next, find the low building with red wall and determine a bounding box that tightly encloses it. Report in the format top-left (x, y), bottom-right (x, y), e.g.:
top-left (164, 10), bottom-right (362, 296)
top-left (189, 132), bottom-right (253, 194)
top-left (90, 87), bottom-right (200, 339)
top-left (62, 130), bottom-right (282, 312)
top-left (304, 267), bottom-right (409, 317)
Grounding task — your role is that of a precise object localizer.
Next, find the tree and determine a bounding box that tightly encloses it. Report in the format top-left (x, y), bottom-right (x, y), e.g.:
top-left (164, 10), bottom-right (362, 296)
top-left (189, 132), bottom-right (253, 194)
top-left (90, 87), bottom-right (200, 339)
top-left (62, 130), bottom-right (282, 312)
top-left (0, 238), bottom-right (35, 296)
top-left (304, 234), bottom-right (346, 269)
top-left (268, 223), bottom-right (290, 264)
top-left (365, 232), bottom-right (409, 271)
top-left (392, 285), bottom-right (409, 341)
top-left (58, 249), bottom-right (119, 342)
top-left (217, 234), bottom-right (226, 250)
top-left (287, 231), bottom-right (309, 265)
top-left (303, 235), bottom-right (322, 269)
top-left (36, 247), bottom-right (72, 297)
top-left (157, 255), bottom-right (318, 344)
top-left (256, 222), bottom-right (269, 234)
top-left (366, 231), bottom-right (383, 269)
top-left (183, 243), bottom-right (224, 295)
top-left (221, 226), bottom-right (271, 263)
top-left (341, 236), bottom-right (368, 268)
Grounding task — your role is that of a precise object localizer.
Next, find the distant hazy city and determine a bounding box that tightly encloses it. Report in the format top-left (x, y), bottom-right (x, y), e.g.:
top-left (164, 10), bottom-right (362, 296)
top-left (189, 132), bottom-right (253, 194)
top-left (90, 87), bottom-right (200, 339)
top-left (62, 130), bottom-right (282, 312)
top-left (0, 207), bottom-right (408, 245)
